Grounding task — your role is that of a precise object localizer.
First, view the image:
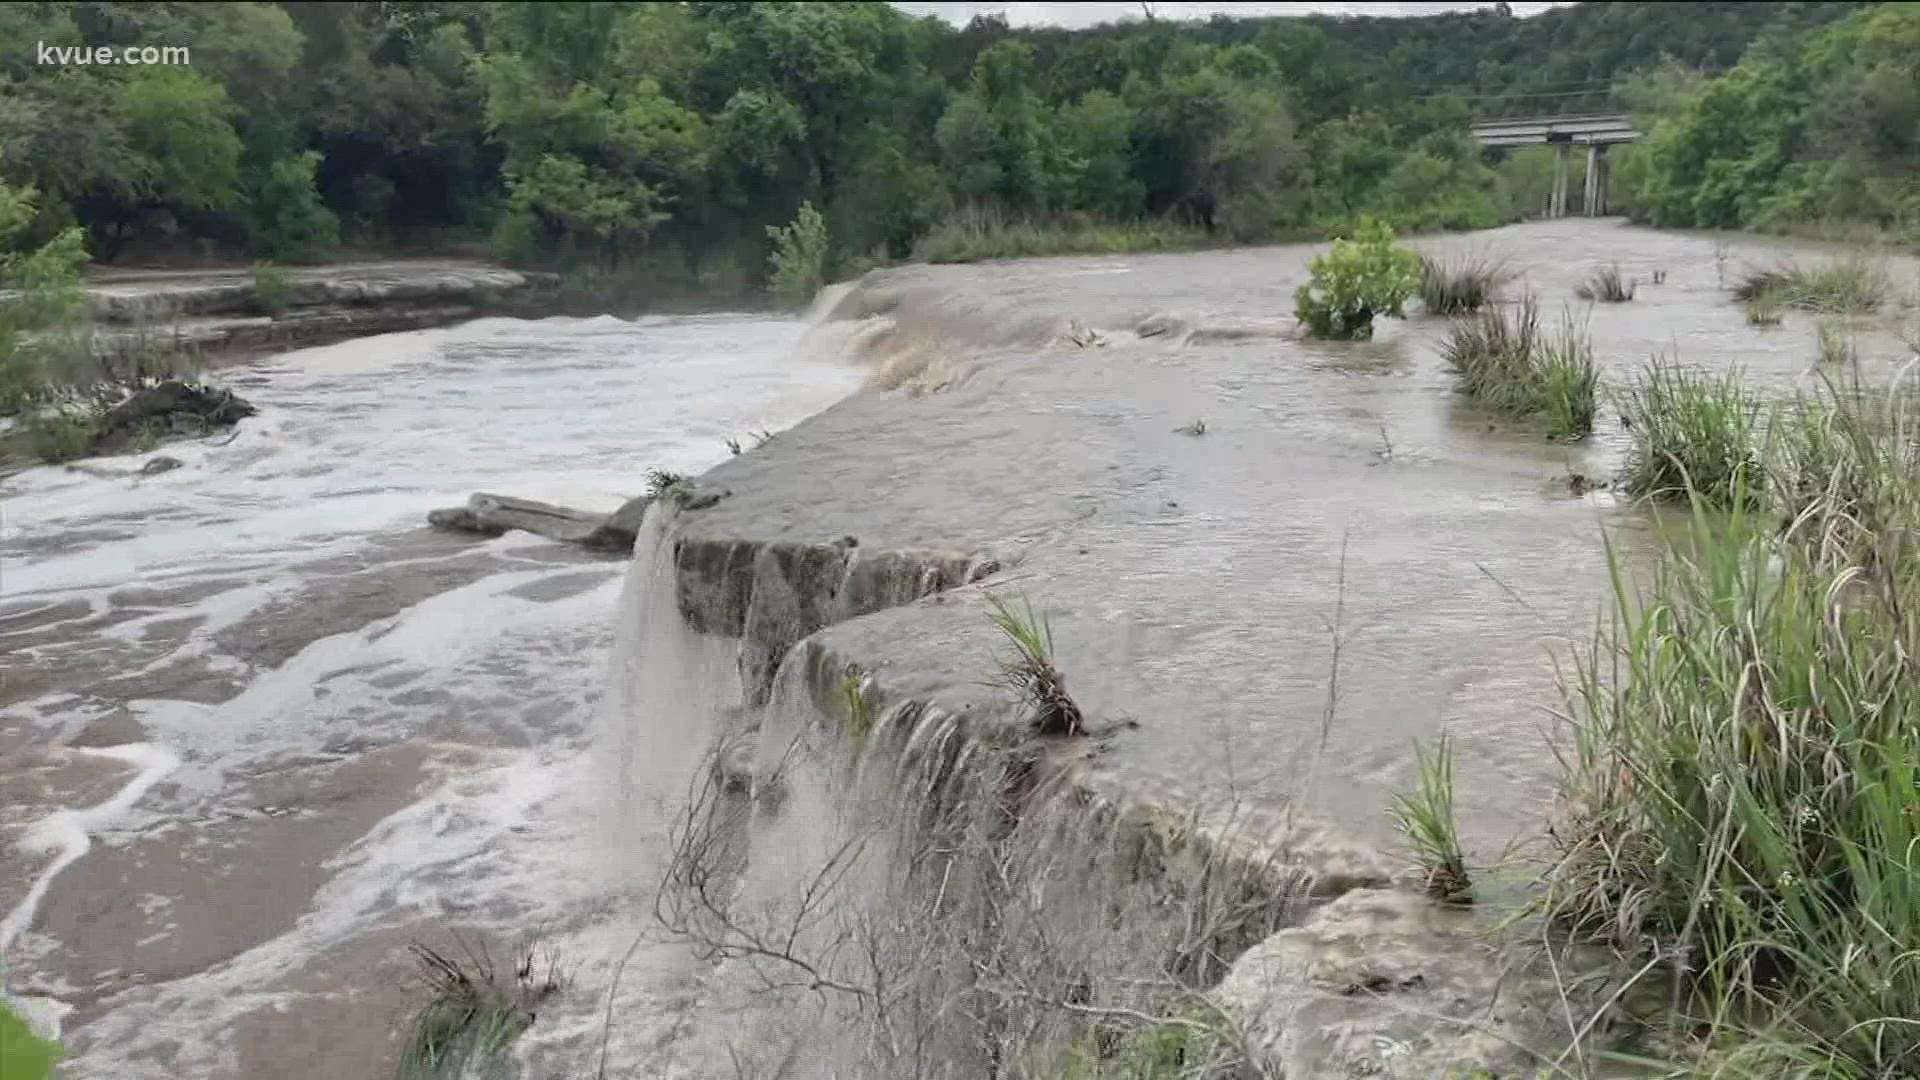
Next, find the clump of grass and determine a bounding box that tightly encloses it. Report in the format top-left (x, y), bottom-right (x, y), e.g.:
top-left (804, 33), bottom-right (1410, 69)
top-left (1388, 733), bottom-right (1470, 902)
top-left (1418, 253), bottom-right (1506, 315)
top-left (1537, 320), bottom-right (1599, 441)
top-left (1770, 371), bottom-right (1920, 567)
top-left (1815, 318), bottom-right (1855, 366)
top-left (985, 591), bottom-right (1083, 738)
top-left (1574, 263), bottom-right (1635, 303)
top-left (1734, 257), bottom-right (1888, 313)
top-left (839, 664), bottom-right (874, 748)
top-left (398, 939), bottom-right (558, 1080)
top-left (1746, 290), bottom-right (1785, 326)
top-left (645, 468), bottom-right (691, 504)
top-left (1547, 484), bottom-right (1920, 1076)
top-left (1442, 294), bottom-right (1542, 413)
top-left (1441, 296), bottom-right (1598, 438)
top-left (1616, 358), bottom-right (1764, 506)
top-left (1734, 266), bottom-right (1793, 302)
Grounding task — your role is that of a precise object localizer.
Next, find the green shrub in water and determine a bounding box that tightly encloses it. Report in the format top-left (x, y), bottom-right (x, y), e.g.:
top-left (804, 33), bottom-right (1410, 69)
top-left (251, 261), bottom-right (293, 317)
top-left (1294, 217), bottom-right (1420, 340)
top-left (766, 200), bottom-right (829, 310)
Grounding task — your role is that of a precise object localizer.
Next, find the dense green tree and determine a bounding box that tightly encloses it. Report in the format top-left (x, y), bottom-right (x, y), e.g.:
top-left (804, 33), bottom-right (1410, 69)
top-left (0, 0), bottom-right (1900, 288)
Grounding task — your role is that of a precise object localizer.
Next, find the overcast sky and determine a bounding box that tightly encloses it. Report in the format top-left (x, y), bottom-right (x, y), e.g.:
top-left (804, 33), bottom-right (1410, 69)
top-left (892, 2), bottom-right (1563, 28)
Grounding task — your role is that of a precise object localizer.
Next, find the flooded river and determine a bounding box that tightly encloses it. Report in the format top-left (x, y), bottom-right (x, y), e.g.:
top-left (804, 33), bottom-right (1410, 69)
top-left (1, 219), bottom-right (1915, 1078)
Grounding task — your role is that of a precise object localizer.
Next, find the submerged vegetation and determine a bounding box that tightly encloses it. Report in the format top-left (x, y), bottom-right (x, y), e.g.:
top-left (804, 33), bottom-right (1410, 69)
top-left (1574, 263), bottom-right (1635, 303)
top-left (1440, 295), bottom-right (1598, 439)
top-left (766, 201), bottom-right (829, 309)
top-left (1417, 253), bottom-right (1505, 315)
top-left (1617, 359), bottom-right (1765, 507)
top-left (913, 214), bottom-right (1209, 265)
top-left (645, 469), bottom-right (689, 501)
top-left (398, 940), bottom-right (557, 1080)
top-left (1536, 324), bottom-right (1601, 441)
top-left (250, 261), bottom-right (294, 317)
top-left (1745, 291), bottom-right (1785, 326)
top-left (1733, 259), bottom-right (1890, 314)
top-left (839, 664), bottom-right (875, 748)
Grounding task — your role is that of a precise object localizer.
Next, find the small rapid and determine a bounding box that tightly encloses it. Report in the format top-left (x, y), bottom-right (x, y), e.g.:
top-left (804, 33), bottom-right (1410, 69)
top-left (0, 311), bottom-right (863, 1078)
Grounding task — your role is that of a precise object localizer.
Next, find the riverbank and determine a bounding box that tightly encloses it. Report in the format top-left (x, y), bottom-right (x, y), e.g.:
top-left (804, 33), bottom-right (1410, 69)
top-left (0, 261), bottom-right (561, 474)
top-left (82, 260), bottom-right (560, 363)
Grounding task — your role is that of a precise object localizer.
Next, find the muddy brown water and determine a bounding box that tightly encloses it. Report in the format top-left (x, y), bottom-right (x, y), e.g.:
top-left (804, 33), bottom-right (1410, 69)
top-left (1, 220), bottom-right (1914, 1078)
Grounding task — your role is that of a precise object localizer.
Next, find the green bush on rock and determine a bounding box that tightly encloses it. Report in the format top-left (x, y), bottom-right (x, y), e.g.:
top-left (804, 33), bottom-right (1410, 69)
top-left (1294, 218), bottom-right (1420, 340)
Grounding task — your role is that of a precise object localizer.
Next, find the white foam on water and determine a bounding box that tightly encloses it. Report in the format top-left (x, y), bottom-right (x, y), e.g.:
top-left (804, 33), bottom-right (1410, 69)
top-left (1, 308), bottom-right (867, 1077)
top-left (0, 742), bottom-right (181, 954)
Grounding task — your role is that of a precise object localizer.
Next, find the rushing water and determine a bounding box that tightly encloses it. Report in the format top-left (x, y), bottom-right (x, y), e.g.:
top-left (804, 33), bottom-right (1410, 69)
top-left (3, 220), bottom-right (1918, 1079)
top-left (0, 313), bottom-right (862, 1078)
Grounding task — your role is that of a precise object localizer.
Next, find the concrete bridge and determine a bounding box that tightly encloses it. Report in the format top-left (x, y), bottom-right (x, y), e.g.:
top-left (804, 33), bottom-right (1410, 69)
top-left (1469, 89), bottom-right (1641, 217)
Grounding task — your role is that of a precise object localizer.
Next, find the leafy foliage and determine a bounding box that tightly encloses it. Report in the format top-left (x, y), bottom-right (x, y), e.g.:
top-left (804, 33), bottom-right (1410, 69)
top-left (766, 201), bottom-right (828, 309)
top-left (0, 181), bottom-right (88, 416)
top-left (1293, 218), bottom-right (1420, 340)
top-left (0, 1001), bottom-right (60, 1080)
top-left (251, 262), bottom-right (293, 317)
top-left (1633, 4), bottom-right (1920, 237)
top-left (247, 153), bottom-right (338, 263)
top-left (0, 1), bottom-right (1884, 289)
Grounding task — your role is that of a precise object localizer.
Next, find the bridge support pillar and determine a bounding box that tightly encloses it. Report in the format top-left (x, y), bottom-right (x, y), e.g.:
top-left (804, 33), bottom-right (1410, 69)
top-left (1584, 143), bottom-right (1609, 216)
top-left (1550, 143), bottom-right (1571, 218)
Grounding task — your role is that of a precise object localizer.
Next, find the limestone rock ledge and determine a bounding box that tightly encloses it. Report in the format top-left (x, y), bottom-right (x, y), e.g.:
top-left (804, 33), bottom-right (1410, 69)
top-left (656, 527), bottom-right (1577, 1076)
top-left (670, 534), bottom-right (999, 705)
top-left (1213, 888), bottom-right (1565, 1078)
